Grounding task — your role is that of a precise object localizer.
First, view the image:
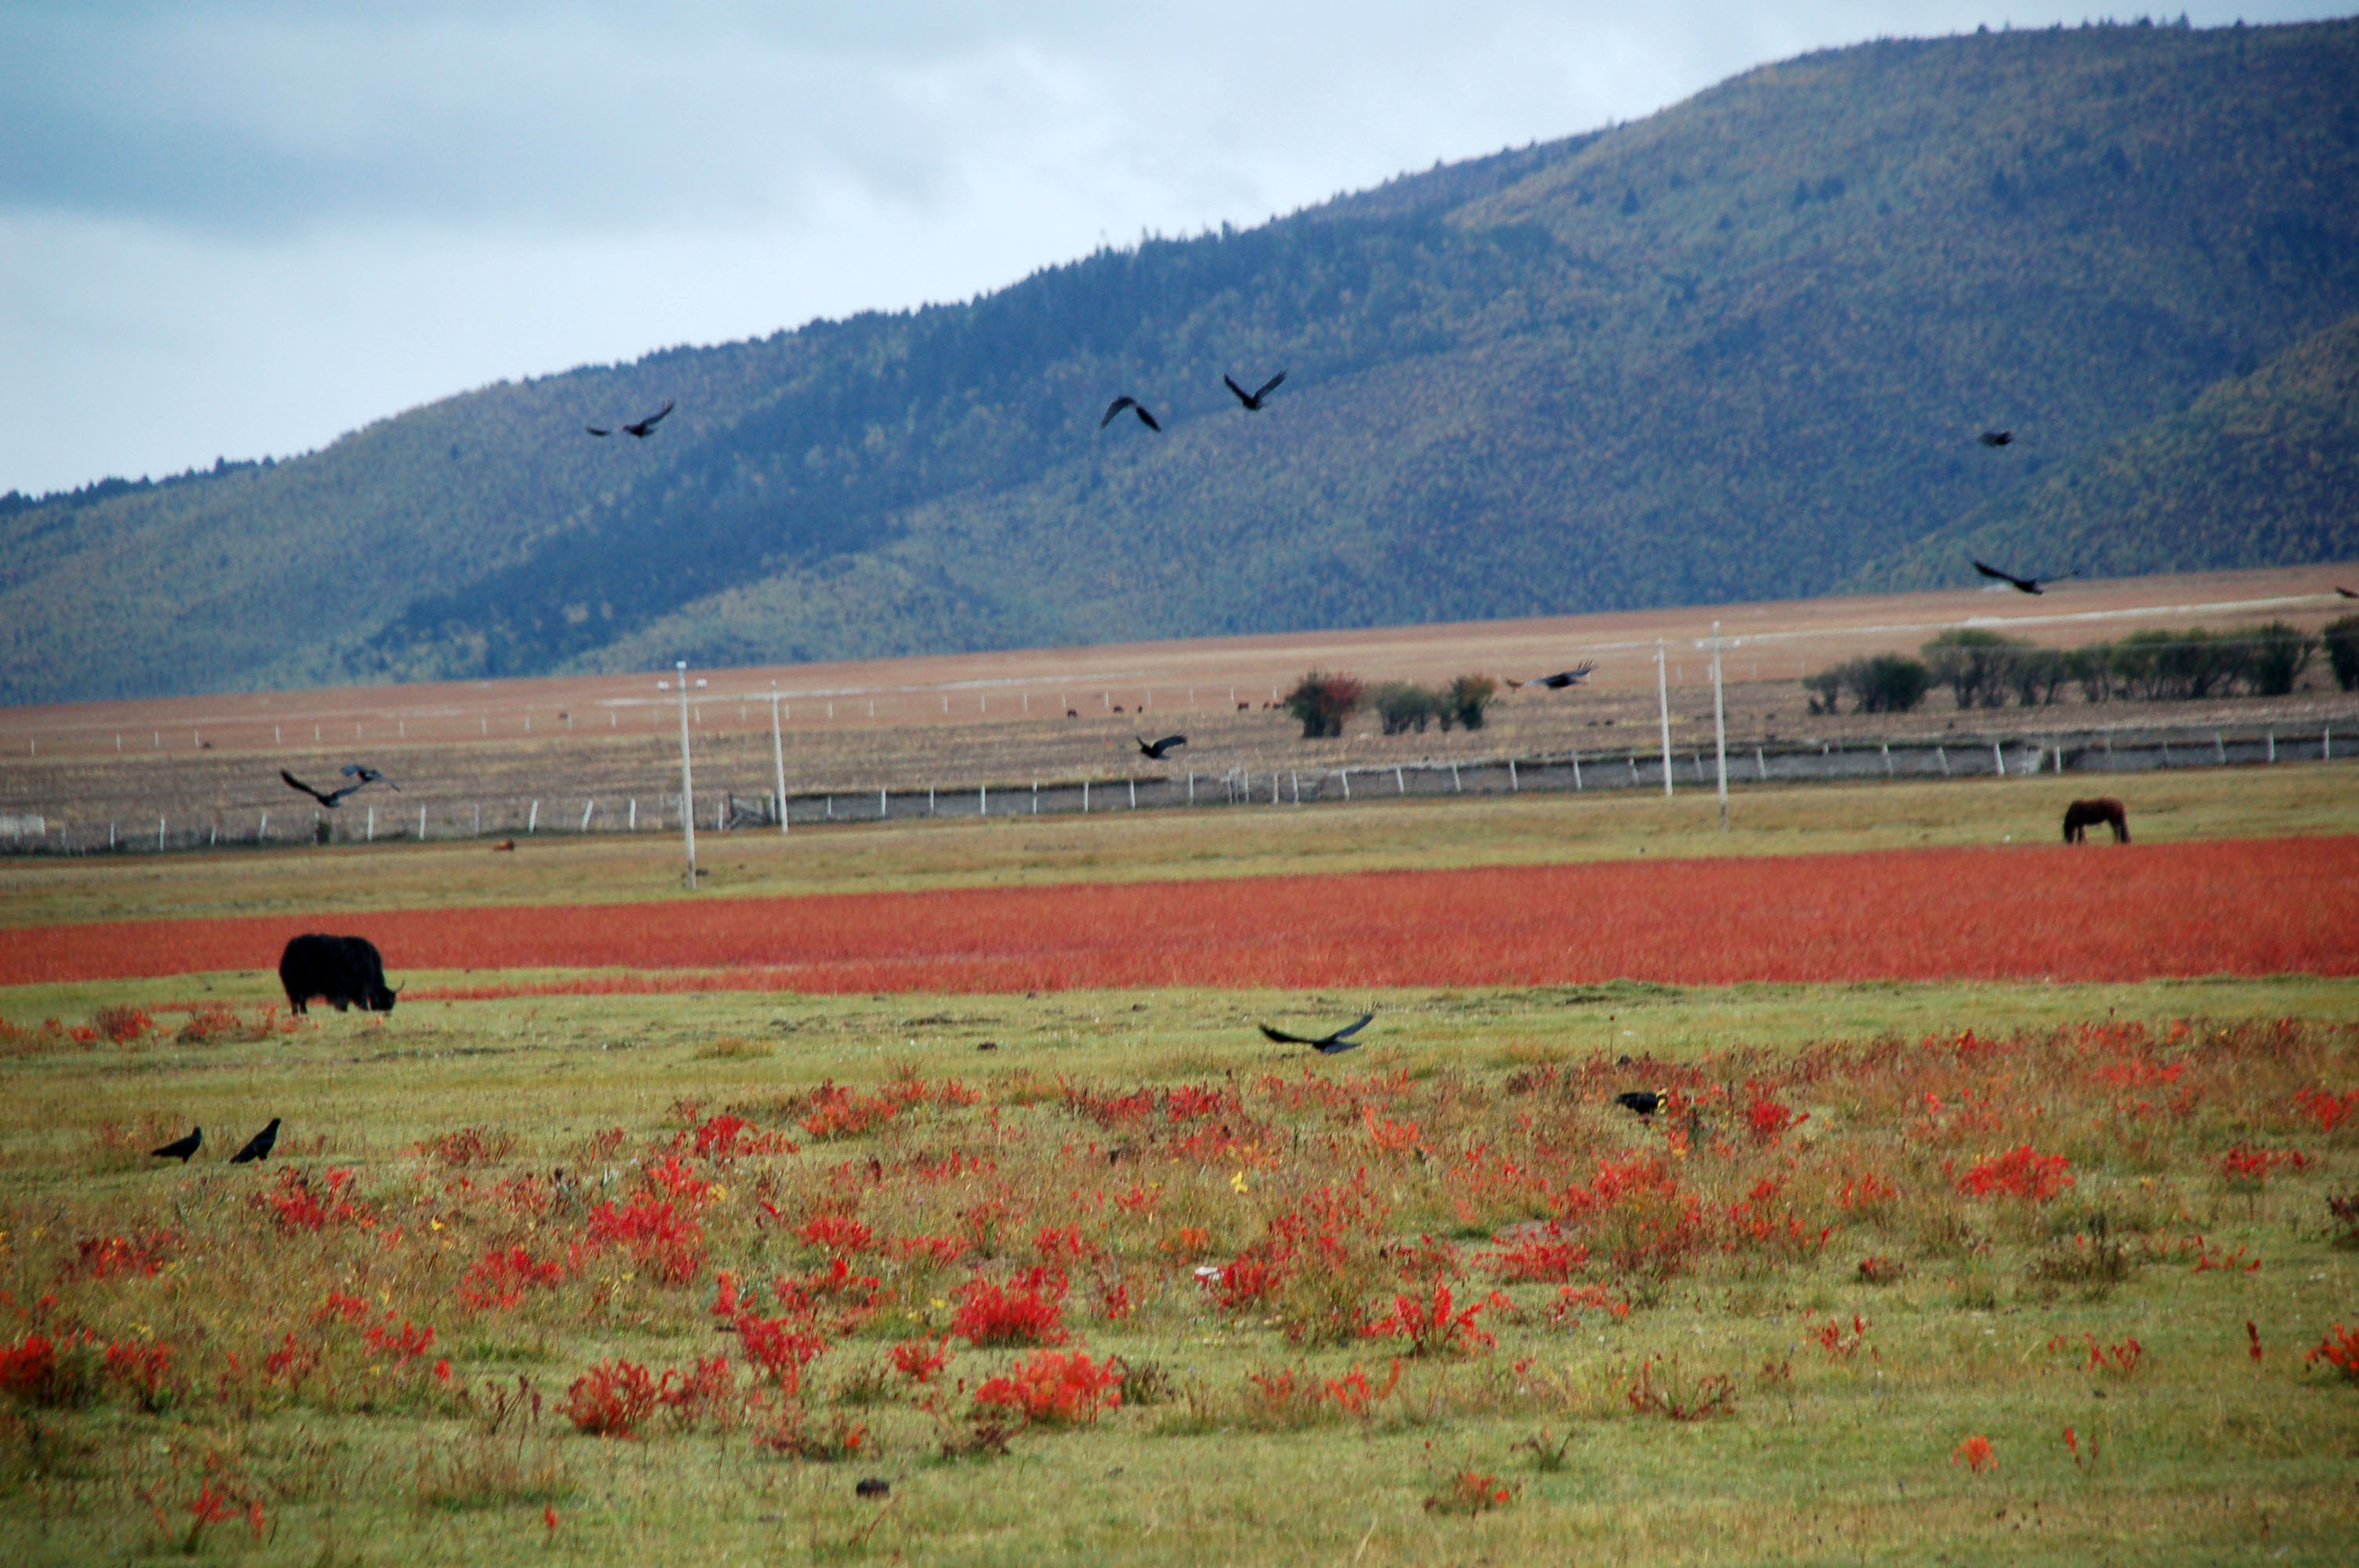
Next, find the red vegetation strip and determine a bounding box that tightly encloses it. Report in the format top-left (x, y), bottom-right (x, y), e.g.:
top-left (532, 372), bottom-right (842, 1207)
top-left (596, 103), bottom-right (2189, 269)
top-left (5, 838), bottom-right (2356, 993)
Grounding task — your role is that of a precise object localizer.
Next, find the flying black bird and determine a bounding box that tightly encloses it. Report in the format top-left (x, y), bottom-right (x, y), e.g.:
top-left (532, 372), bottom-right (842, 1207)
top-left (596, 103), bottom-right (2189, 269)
top-left (1979, 430), bottom-right (2013, 447)
top-left (280, 769), bottom-right (365, 808)
top-left (1136, 734), bottom-right (1187, 760)
top-left (1223, 370), bottom-right (1287, 411)
top-left (1099, 396), bottom-right (1162, 432)
top-left (1972, 559), bottom-right (2045, 595)
top-left (621, 401), bottom-right (674, 438)
top-left (340, 764), bottom-right (399, 793)
top-left (1613, 1091), bottom-right (1665, 1116)
top-left (228, 1118), bottom-right (281, 1165)
top-left (2336, 586), bottom-right (2357, 599)
top-left (1509, 663), bottom-right (1597, 691)
top-left (1258, 1014), bottom-right (1374, 1054)
top-left (151, 1126), bottom-right (202, 1162)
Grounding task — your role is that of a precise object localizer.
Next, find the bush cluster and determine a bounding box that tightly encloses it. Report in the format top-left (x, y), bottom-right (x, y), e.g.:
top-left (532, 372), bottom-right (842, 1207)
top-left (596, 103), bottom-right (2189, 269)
top-left (1297, 673), bottom-right (1497, 738)
top-left (1807, 622), bottom-right (2335, 715)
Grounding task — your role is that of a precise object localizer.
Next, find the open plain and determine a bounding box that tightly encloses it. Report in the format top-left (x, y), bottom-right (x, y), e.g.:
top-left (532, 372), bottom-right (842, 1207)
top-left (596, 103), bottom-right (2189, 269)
top-left (4, 576), bottom-right (2358, 1566)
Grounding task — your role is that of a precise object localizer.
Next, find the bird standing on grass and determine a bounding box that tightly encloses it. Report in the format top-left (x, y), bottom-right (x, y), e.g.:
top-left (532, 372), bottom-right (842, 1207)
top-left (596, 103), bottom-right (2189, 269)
top-left (151, 1127), bottom-right (202, 1162)
top-left (1614, 1091), bottom-right (1665, 1116)
top-left (229, 1118), bottom-right (281, 1164)
top-left (1259, 1014), bottom-right (1374, 1054)
top-left (1136, 734), bottom-right (1187, 760)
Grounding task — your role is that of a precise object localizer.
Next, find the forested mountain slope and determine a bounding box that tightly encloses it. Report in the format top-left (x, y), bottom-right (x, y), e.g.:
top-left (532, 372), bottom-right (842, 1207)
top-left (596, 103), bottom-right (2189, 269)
top-left (5, 17), bottom-right (2355, 703)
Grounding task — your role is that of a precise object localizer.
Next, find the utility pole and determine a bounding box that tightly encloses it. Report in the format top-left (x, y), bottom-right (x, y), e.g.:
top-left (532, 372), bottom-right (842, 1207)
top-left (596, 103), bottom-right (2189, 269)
top-left (660, 661), bottom-right (707, 889)
top-left (1707, 621), bottom-right (1729, 832)
top-left (769, 682), bottom-right (790, 837)
top-left (1655, 640), bottom-right (1674, 797)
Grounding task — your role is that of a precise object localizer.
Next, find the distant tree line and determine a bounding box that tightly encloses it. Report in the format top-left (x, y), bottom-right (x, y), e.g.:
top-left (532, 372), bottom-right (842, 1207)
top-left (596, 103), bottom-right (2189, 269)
top-left (1806, 621), bottom-right (2355, 715)
top-left (1284, 672), bottom-right (1498, 739)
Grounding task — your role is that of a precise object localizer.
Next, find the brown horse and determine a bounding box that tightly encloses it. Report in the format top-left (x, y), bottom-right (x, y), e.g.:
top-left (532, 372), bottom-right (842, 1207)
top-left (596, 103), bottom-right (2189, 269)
top-left (2063, 798), bottom-right (2128, 844)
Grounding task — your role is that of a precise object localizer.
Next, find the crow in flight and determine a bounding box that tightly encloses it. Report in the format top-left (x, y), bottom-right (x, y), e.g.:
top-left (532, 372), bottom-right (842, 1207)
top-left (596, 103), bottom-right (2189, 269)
top-left (1100, 396), bottom-right (1162, 432)
top-left (1979, 430), bottom-right (2013, 447)
top-left (1259, 1014), bottom-right (1374, 1054)
top-left (341, 764), bottom-right (399, 793)
top-left (1613, 1091), bottom-right (1664, 1116)
top-left (151, 1126), bottom-right (202, 1163)
top-left (229, 1118), bottom-right (281, 1165)
top-left (280, 769), bottom-right (366, 808)
top-left (1508, 663), bottom-right (1597, 691)
top-left (1223, 370), bottom-right (1287, 411)
top-left (2336, 586), bottom-right (2357, 599)
top-left (587, 401), bottom-right (674, 438)
top-left (1136, 734), bottom-right (1187, 760)
top-left (1972, 559), bottom-right (2045, 595)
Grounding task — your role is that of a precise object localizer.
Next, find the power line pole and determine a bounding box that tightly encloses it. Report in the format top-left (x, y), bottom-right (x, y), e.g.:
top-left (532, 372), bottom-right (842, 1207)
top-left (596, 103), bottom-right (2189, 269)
top-left (660, 661), bottom-right (707, 890)
top-left (1655, 640), bottom-right (1674, 797)
top-left (769, 681), bottom-right (790, 837)
top-left (1708, 621), bottom-right (1729, 832)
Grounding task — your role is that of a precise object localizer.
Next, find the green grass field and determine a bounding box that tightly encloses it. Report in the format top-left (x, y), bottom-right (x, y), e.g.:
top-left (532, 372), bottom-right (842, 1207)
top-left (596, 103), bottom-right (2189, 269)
top-left (3, 767), bottom-right (2355, 1565)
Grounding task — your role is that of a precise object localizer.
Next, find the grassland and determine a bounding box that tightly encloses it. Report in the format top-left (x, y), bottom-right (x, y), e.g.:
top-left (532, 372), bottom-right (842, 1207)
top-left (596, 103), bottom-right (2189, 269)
top-left (2, 763), bottom-right (2355, 1566)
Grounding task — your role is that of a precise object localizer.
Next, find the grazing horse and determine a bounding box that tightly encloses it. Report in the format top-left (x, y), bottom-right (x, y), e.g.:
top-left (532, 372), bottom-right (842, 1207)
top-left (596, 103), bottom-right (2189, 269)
top-left (2062, 798), bottom-right (2129, 844)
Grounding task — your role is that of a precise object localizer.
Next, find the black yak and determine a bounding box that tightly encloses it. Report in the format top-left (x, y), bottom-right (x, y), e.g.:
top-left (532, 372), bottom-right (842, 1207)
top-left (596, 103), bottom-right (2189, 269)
top-left (2062, 798), bottom-right (2130, 844)
top-left (278, 934), bottom-right (399, 1014)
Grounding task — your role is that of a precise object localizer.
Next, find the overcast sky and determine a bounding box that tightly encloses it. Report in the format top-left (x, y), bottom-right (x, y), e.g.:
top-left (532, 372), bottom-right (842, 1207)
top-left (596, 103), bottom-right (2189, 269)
top-left (2, 2), bottom-right (2346, 498)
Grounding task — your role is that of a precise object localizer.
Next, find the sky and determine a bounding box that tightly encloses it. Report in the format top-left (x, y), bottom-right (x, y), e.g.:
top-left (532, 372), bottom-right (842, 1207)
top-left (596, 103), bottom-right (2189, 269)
top-left (3, 2), bottom-right (2349, 499)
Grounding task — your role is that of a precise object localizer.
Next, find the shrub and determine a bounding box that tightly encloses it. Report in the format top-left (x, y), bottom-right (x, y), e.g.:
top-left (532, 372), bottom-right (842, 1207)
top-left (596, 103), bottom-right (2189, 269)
top-left (2063, 644), bottom-right (2114, 702)
top-left (1283, 671), bottom-right (1364, 739)
top-left (2241, 622), bottom-right (2316, 696)
top-left (951, 1268), bottom-right (1068, 1346)
top-left (565, 1360), bottom-right (663, 1437)
top-left (1443, 674), bottom-right (1497, 731)
top-left (1370, 683), bottom-right (1438, 735)
top-left (1922, 630), bottom-right (2022, 709)
top-left (970, 1349), bottom-right (1122, 1427)
top-left (2002, 645), bottom-right (2067, 706)
top-left (1957, 1146), bottom-right (2074, 1203)
top-left (2325, 615), bottom-right (2359, 692)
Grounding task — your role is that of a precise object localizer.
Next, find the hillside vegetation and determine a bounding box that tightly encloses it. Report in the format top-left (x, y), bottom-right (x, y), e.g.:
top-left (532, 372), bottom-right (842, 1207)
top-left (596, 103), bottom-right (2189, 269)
top-left (5, 18), bottom-right (2357, 704)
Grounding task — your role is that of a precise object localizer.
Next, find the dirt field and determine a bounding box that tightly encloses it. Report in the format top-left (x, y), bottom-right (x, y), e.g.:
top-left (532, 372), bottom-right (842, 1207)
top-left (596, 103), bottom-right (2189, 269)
top-left (2, 563), bottom-right (2352, 841)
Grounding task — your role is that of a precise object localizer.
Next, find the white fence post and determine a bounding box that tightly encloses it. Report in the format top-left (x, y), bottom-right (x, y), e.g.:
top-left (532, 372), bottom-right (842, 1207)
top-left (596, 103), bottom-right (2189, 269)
top-left (1129, 779), bottom-right (1137, 809)
top-left (365, 807), bottom-right (374, 841)
top-left (581, 800), bottom-right (595, 832)
top-left (629, 799), bottom-right (638, 831)
top-left (1509, 759), bottom-right (1519, 792)
top-left (1395, 766), bottom-right (1405, 794)
top-left (1570, 752), bottom-right (1581, 791)
top-left (528, 800), bottom-right (540, 834)
top-left (1451, 762), bottom-right (1461, 793)
top-left (1339, 771), bottom-right (1350, 800)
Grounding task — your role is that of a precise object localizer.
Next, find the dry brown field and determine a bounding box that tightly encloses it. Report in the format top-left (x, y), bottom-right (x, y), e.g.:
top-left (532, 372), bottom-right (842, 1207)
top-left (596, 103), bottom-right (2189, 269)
top-left (2, 563), bottom-right (2353, 844)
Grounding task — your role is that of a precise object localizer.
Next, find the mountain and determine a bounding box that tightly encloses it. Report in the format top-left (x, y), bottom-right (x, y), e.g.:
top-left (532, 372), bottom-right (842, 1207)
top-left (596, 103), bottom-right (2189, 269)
top-left (1856, 309), bottom-right (2359, 590)
top-left (5, 16), bottom-right (2357, 706)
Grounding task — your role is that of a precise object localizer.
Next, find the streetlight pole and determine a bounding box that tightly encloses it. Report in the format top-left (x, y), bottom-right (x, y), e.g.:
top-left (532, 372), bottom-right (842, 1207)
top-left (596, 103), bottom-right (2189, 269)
top-left (769, 682), bottom-right (789, 837)
top-left (660, 661), bottom-right (707, 890)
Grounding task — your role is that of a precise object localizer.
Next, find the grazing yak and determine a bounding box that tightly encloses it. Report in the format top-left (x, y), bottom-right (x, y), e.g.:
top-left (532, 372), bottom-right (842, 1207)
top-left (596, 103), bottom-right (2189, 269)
top-left (278, 934), bottom-right (399, 1014)
top-left (2062, 798), bottom-right (2130, 844)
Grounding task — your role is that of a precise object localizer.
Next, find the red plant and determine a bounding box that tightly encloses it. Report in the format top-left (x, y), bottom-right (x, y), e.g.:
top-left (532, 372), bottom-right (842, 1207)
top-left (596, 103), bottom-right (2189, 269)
top-left (969, 1349), bottom-right (1122, 1427)
top-left (2294, 1086), bottom-right (2359, 1134)
top-left (1745, 1087), bottom-right (1805, 1143)
top-left (263, 1167), bottom-right (373, 1232)
top-left (1813, 1315), bottom-right (1870, 1360)
top-left (0, 1333), bottom-right (70, 1405)
top-left (1955, 1146), bottom-right (2074, 1203)
top-left (66, 1230), bottom-right (179, 1280)
top-left (798, 1214), bottom-right (877, 1254)
top-left (104, 1340), bottom-right (174, 1410)
top-left (2193, 1237), bottom-right (2261, 1273)
top-left (1547, 1284), bottom-right (1632, 1327)
top-left (565, 1359), bottom-right (664, 1437)
top-left (2219, 1144), bottom-right (2310, 1188)
top-left (457, 1245), bottom-right (568, 1310)
top-left (2305, 1324), bottom-right (2359, 1381)
top-left (583, 1194), bottom-right (707, 1284)
top-left (2248, 1320), bottom-right (2264, 1363)
top-left (734, 1315), bottom-right (827, 1392)
top-left (951, 1269), bottom-right (1068, 1347)
top-left (660, 1356), bottom-right (736, 1430)
top-left (890, 1337), bottom-right (952, 1385)
top-left (1424, 1468), bottom-right (1516, 1516)
top-left (1362, 1281), bottom-right (1508, 1356)
top-left (1626, 1357), bottom-right (1738, 1421)
top-left (1951, 1435), bottom-right (1996, 1472)
top-left (1480, 1227), bottom-right (1589, 1283)
top-left (2085, 1335), bottom-right (2143, 1377)
top-left (1322, 1359), bottom-right (1402, 1416)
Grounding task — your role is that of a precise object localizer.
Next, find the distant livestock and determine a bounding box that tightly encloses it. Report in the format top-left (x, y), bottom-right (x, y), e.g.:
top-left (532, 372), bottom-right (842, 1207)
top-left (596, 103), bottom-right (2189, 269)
top-left (279, 934), bottom-right (400, 1015)
top-left (2062, 798), bottom-right (2129, 844)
